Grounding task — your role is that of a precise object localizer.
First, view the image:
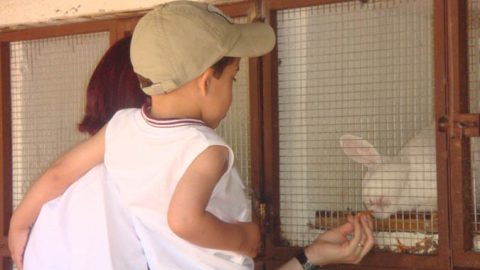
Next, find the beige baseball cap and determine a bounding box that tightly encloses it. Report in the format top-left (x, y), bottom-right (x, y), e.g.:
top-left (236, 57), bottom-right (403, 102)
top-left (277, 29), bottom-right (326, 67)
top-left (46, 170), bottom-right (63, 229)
top-left (130, 1), bottom-right (276, 95)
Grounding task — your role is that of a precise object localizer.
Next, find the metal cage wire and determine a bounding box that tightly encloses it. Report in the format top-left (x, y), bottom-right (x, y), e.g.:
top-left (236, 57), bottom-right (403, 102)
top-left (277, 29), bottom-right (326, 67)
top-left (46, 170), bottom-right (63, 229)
top-left (215, 16), bottom-right (252, 192)
top-left (276, 0), bottom-right (437, 253)
top-left (10, 32), bottom-right (110, 210)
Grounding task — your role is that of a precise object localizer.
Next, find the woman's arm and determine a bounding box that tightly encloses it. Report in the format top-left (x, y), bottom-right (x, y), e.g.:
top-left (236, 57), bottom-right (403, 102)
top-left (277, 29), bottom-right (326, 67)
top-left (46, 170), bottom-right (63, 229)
top-left (8, 126), bottom-right (107, 269)
top-left (168, 145), bottom-right (260, 257)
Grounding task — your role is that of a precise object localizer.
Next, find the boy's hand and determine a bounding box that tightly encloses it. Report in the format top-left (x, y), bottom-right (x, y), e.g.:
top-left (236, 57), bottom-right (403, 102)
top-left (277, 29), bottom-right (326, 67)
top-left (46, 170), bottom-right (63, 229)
top-left (238, 222), bottom-right (261, 257)
top-left (8, 225), bottom-right (30, 270)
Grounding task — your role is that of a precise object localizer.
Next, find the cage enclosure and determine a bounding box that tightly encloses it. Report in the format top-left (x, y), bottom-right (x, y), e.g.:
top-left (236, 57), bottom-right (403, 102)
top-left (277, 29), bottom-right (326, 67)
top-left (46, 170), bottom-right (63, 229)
top-left (275, 0), bottom-right (438, 254)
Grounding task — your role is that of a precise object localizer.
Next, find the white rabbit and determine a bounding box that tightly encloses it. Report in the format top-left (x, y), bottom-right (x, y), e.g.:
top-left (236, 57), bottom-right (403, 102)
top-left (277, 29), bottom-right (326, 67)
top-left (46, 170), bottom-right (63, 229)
top-left (339, 123), bottom-right (437, 219)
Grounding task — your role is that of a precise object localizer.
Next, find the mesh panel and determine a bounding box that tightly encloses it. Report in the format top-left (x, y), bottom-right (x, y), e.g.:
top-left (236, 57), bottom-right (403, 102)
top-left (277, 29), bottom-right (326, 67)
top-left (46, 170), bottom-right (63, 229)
top-left (10, 32), bottom-right (110, 210)
top-left (468, 0), bottom-right (480, 252)
top-left (277, 0), bottom-right (437, 253)
top-left (216, 17), bottom-right (252, 191)
top-left (216, 57), bottom-right (251, 186)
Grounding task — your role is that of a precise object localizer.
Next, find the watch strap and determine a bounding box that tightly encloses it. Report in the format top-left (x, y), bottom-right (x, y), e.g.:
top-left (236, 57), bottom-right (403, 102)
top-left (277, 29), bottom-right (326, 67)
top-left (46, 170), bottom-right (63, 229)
top-left (295, 249), bottom-right (318, 270)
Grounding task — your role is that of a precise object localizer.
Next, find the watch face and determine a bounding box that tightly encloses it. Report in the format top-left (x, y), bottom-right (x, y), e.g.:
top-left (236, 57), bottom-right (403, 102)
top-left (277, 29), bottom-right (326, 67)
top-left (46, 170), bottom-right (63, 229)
top-left (303, 262), bottom-right (317, 270)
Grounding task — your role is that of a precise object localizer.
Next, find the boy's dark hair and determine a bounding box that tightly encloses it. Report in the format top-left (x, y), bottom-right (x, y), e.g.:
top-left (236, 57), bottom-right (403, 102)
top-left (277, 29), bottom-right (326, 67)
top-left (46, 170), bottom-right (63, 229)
top-left (137, 56), bottom-right (237, 89)
top-left (78, 36), bottom-right (149, 136)
top-left (211, 57), bottom-right (237, 78)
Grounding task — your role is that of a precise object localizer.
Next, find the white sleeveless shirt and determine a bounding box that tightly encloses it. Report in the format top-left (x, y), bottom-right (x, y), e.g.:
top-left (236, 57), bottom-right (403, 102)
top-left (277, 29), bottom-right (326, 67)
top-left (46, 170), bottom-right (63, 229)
top-left (104, 107), bottom-right (253, 270)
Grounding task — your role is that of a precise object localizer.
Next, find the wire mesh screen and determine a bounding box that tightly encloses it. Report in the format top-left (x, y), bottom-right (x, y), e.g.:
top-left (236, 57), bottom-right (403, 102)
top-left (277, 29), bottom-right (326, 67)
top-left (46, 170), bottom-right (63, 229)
top-left (10, 32), bottom-right (110, 211)
top-left (216, 16), bottom-right (252, 191)
top-left (277, 0), bottom-right (437, 253)
top-left (216, 57), bottom-right (251, 185)
top-left (468, 0), bottom-right (480, 252)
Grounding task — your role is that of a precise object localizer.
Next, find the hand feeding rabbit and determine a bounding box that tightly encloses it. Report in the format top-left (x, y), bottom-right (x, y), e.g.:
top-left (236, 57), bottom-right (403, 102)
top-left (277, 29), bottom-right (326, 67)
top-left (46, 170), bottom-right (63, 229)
top-left (339, 123), bottom-right (437, 219)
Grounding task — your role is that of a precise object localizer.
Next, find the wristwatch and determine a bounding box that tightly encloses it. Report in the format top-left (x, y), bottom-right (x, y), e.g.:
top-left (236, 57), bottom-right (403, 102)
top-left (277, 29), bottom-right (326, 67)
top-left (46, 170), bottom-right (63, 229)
top-left (295, 249), bottom-right (318, 270)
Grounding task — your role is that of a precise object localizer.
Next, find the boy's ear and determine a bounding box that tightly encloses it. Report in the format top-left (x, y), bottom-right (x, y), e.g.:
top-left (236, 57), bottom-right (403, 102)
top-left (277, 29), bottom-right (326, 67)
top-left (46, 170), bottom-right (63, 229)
top-left (197, 68), bottom-right (214, 96)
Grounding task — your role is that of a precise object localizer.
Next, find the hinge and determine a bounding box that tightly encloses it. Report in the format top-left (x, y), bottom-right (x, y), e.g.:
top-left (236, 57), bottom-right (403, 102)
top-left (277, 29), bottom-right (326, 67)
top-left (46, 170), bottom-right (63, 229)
top-left (438, 114), bottom-right (480, 139)
top-left (256, 201), bottom-right (268, 233)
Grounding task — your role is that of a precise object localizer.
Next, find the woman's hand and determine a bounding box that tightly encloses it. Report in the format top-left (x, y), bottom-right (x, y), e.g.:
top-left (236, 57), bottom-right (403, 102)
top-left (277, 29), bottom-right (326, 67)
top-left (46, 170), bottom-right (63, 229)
top-left (304, 214), bottom-right (374, 266)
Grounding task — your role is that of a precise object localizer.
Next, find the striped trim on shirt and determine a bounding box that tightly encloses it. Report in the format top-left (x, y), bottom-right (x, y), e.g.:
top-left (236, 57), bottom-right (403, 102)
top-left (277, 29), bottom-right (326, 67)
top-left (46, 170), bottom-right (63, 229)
top-left (141, 104), bottom-right (206, 128)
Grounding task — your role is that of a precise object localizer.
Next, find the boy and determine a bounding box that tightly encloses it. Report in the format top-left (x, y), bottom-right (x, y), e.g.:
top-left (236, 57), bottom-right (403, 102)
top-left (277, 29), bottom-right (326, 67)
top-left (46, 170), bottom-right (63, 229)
top-left (10, 1), bottom-right (275, 269)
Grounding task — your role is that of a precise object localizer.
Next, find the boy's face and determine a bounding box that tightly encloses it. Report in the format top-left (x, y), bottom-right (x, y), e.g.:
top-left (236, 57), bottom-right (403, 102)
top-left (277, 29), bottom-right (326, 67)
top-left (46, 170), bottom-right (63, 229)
top-left (202, 58), bottom-right (241, 129)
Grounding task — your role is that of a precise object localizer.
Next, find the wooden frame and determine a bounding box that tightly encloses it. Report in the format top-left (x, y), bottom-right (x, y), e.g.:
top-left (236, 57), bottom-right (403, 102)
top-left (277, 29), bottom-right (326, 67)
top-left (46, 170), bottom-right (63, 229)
top-left (0, 40), bottom-right (12, 260)
top-left (448, 0), bottom-right (480, 268)
top-left (261, 0), bottom-right (451, 269)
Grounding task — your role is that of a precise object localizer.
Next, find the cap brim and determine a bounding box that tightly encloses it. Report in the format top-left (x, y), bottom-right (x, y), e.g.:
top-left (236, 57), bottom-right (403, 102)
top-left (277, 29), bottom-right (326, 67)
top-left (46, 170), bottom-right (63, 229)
top-left (226, 22), bottom-right (276, 57)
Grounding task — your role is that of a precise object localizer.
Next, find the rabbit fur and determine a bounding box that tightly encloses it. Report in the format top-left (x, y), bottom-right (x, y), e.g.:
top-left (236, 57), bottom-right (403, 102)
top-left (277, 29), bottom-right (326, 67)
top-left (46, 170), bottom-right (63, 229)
top-left (339, 123), bottom-right (437, 219)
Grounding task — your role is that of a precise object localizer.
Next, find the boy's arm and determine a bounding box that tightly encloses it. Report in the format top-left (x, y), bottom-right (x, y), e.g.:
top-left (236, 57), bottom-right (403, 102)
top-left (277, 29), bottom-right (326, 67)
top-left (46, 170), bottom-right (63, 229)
top-left (168, 145), bottom-right (260, 257)
top-left (8, 126), bottom-right (106, 268)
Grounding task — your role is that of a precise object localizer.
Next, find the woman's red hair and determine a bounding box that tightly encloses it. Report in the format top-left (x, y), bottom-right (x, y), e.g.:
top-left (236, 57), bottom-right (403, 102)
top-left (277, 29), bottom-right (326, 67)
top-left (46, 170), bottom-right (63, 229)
top-left (78, 36), bottom-right (148, 135)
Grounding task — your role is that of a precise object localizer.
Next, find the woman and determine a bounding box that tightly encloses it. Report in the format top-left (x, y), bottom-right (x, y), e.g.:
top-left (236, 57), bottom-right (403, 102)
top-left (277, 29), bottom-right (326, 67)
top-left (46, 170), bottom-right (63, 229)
top-left (10, 36), bottom-right (149, 270)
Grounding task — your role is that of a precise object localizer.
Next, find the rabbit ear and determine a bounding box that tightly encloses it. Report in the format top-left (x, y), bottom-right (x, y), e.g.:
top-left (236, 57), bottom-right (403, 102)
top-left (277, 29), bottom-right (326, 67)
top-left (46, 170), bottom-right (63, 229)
top-left (340, 134), bottom-right (381, 169)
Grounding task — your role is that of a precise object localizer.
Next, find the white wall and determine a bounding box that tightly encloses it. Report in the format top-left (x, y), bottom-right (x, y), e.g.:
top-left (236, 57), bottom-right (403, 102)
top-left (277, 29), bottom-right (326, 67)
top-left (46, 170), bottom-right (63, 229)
top-left (0, 0), bottom-right (234, 30)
